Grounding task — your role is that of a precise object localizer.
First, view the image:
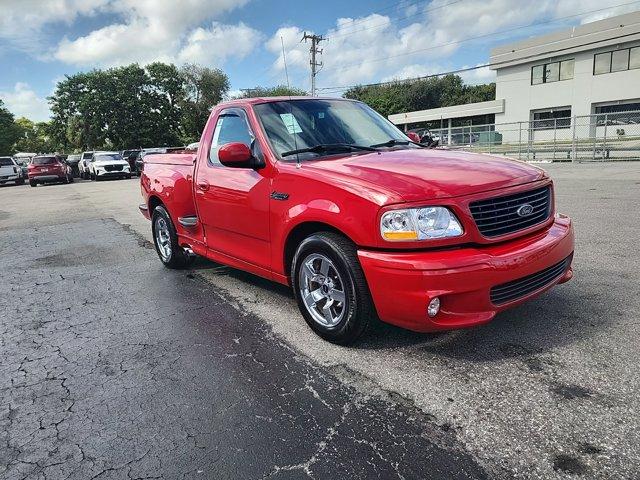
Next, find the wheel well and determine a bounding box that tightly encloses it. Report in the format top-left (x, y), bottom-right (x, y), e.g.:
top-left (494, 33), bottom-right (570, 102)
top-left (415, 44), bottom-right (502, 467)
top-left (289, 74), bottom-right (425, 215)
top-left (148, 195), bottom-right (163, 213)
top-left (283, 222), bottom-right (349, 275)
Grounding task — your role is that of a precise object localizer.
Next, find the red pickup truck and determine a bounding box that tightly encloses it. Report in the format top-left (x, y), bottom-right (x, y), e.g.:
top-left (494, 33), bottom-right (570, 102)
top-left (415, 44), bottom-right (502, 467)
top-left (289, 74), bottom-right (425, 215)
top-left (139, 97), bottom-right (574, 344)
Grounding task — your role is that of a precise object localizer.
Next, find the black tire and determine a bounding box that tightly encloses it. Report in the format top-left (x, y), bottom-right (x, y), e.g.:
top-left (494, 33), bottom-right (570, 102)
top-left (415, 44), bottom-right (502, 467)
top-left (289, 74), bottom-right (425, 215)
top-left (29, 180), bottom-right (37, 187)
top-left (291, 232), bottom-right (375, 345)
top-left (151, 205), bottom-right (192, 269)
top-left (15, 178), bottom-right (25, 186)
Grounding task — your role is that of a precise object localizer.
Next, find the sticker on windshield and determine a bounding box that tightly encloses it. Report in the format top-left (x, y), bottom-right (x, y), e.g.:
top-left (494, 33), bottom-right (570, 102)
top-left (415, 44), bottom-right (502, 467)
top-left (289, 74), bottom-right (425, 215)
top-left (279, 113), bottom-right (302, 134)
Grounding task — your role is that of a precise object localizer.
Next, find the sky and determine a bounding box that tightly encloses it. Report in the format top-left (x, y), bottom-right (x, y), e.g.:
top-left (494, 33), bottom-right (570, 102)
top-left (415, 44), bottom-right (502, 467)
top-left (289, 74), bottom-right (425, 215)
top-left (0, 0), bottom-right (638, 121)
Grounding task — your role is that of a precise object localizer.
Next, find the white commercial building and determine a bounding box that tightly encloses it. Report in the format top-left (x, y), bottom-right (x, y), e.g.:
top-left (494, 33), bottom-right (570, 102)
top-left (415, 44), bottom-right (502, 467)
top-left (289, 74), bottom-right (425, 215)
top-left (389, 12), bottom-right (640, 144)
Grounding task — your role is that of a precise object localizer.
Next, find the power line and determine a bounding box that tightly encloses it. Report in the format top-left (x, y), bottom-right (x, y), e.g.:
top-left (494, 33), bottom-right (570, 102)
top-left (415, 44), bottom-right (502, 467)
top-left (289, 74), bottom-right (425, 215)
top-left (242, 0), bottom-right (453, 89)
top-left (317, 24), bottom-right (640, 93)
top-left (317, 0), bottom-right (640, 82)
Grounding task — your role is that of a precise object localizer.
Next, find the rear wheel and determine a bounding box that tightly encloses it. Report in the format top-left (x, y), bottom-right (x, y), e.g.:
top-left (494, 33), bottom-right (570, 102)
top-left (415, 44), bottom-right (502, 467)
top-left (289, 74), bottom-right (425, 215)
top-left (29, 180), bottom-right (37, 187)
top-left (151, 205), bottom-right (193, 269)
top-left (15, 178), bottom-right (25, 185)
top-left (292, 232), bottom-right (375, 344)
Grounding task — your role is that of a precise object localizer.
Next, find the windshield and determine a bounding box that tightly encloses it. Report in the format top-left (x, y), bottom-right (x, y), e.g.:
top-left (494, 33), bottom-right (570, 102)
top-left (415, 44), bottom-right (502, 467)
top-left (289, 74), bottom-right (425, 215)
top-left (0, 158), bottom-right (13, 166)
top-left (254, 99), bottom-right (408, 160)
top-left (32, 157), bottom-right (57, 165)
top-left (94, 153), bottom-right (123, 162)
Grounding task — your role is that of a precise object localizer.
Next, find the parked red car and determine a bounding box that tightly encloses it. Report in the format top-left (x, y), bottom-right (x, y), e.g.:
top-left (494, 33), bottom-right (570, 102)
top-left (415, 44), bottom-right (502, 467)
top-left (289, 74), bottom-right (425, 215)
top-left (28, 155), bottom-right (74, 187)
top-left (139, 97), bottom-right (574, 344)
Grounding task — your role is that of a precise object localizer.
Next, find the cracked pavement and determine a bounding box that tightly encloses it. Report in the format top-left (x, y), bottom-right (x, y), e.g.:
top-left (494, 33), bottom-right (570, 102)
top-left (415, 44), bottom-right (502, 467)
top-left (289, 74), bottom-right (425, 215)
top-left (1, 213), bottom-right (486, 478)
top-left (1, 162), bottom-right (639, 479)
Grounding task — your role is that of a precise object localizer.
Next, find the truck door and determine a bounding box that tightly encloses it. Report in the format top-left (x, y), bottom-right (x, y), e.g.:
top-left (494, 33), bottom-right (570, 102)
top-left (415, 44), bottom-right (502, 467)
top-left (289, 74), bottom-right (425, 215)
top-left (194, 107), bottom-right (271, 272)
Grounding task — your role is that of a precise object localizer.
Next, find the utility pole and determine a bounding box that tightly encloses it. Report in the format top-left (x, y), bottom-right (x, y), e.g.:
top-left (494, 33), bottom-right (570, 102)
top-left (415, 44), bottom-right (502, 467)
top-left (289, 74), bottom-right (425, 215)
top-left (302, 32), bottom-right (325, 96)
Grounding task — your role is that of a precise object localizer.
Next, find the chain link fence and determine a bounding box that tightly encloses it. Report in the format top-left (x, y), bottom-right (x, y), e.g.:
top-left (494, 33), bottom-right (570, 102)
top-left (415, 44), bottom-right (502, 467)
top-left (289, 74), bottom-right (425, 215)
top-left (429, 110), bottom-right (640, 162)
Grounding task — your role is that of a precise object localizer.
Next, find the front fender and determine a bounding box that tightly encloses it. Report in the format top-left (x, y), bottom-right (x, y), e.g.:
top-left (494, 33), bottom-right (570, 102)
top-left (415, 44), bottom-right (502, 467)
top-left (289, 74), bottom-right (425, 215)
top-left (270, 174), bottom-right (386, 277)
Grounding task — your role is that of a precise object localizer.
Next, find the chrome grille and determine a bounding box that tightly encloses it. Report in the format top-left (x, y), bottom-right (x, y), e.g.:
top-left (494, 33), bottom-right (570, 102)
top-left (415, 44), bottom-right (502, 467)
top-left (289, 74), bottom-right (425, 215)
top-left (470, 186), bottom-right (551, 237)
top-left (490, 255), bottom-right (571, 306)
top-left (104, 164), bottom-right (123, 172)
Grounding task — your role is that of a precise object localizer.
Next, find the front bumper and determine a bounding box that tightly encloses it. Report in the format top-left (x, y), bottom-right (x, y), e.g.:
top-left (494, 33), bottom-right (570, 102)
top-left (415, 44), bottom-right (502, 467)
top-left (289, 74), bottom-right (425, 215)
top-left (0, 174), bottom-right (20, 181)
top-left (358, 214), bottom-right (574, 332)
top-left (96, 170), bottom-right (130, 178)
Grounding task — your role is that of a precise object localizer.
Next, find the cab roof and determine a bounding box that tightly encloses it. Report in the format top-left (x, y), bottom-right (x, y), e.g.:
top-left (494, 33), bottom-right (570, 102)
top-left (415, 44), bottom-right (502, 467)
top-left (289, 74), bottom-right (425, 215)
top-left (218, 96), bottom-right (355, 108)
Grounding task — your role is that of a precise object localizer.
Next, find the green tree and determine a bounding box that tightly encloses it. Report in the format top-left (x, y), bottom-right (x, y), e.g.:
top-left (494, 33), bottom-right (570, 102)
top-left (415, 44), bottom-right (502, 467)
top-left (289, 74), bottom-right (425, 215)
top-left (0, 100), bottom-right (21, 155)
top-left (344, 74), bottom-right (495, 118)
top-left (234, 85), bottom-right (307, 99)
top-left (49, 63), bottom-right (187, 152)
top-left (13, 117), bottom-right (55, 153)
top-left (179, 64), bottom-right (230, 142)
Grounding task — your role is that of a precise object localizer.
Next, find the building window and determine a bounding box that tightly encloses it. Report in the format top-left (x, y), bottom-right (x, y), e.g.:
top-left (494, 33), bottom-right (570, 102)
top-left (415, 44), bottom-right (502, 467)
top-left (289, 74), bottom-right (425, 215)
top-left (612, 49), bottom-right (630, 72)
top-left (594, 46), bottom-right (640, 74)
top-left (594, 52), bottom-right (612, 74)
top-left (531, 107), bottom-right (572, 130)
top-left (531, 65), bottom-right (544, 85)
top-left (629, 47), bottom-right (640, 69)
top-left (531, 59), bottom-right (574, 85)
top-left (560, 59), bottom-right (574, 80)
top-left (594, 101), bottom-right (640, 126)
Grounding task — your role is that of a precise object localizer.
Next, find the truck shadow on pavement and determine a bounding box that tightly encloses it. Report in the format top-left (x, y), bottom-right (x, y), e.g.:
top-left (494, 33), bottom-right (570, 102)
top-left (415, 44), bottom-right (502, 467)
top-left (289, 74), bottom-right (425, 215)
top-left (187, 255), bottom-right (610, 362)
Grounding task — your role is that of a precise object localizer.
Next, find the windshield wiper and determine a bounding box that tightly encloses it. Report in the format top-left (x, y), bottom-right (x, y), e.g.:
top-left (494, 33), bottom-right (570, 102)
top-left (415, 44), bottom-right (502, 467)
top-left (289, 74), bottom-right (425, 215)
top-left (281, 143), bottom-right (379, 157)
top-left (370, 139), bottom-right (426, 148)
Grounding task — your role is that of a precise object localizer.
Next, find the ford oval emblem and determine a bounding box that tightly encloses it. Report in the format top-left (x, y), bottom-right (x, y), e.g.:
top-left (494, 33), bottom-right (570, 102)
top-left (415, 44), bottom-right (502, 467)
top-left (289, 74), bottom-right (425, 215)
top-left (516, 204), bottom-right (534, 217)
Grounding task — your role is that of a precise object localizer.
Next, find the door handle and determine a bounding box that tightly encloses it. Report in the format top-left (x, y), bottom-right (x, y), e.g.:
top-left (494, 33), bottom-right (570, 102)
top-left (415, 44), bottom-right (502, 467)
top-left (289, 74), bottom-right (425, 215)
top-left (197, 180), bottom-right (210, 192)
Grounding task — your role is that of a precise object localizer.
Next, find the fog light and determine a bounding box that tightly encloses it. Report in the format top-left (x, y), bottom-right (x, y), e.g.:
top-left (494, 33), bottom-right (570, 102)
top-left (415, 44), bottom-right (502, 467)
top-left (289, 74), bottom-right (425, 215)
top-left (427, 297), bottom-right (440, 317)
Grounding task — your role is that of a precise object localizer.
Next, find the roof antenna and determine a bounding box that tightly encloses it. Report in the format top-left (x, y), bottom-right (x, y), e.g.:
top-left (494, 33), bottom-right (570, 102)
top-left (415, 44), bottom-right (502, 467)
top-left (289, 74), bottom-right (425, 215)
top-left (281, 36), bottom-right (291, 90)
top-left (281, 36), bottom-right (301, 169)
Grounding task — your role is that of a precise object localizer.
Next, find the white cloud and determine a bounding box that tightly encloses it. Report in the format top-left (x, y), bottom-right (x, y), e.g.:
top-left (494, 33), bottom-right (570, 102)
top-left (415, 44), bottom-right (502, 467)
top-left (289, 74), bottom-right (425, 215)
top-left (178, 22), bottom-right (262, 66)
top-left (0, 0), bottom-right (109, 52)
top-left (266, 0), bottom-right (638, 89)
top-left (0, 83), bottom-right (51, 121)
top-left (381, 64), bottom-right (445, 83)
top-left (459, 65), bottom-right (496, 85)
top-left (1, 0), bottom-right (260, 67)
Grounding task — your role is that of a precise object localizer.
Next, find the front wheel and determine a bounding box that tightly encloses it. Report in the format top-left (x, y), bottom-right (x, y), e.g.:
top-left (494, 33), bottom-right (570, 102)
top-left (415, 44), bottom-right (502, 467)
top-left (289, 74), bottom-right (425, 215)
top-left (29, 180), bottom-right (37, 187)
top-left (15, 178), bottom-right (25, 185)
top-left (291, 232), bottom-right (375, 344)
top-left (151, 205), bottom-right (193, 269)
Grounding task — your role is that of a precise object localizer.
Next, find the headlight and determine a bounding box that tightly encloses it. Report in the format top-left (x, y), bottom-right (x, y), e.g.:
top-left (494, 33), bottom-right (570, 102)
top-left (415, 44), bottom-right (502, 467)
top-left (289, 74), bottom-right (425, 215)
top-left (380, 207), bottom-right (463, 241)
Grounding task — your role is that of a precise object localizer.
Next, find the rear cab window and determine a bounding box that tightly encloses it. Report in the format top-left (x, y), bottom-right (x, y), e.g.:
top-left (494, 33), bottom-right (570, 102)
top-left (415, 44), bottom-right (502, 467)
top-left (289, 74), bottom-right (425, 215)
top-left (0, 157), bottom-right (14, 167)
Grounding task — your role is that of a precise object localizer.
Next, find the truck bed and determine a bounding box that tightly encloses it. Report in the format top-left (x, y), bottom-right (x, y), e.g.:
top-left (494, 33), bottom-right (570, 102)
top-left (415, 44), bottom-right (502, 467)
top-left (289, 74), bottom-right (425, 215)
top-left (144, 153), bottom-right (196, 166)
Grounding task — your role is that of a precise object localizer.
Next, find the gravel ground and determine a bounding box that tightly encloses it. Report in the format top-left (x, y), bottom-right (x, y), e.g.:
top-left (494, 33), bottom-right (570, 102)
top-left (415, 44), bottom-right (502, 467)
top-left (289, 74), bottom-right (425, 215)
top-left (1, 161), bottom-right (639, 479)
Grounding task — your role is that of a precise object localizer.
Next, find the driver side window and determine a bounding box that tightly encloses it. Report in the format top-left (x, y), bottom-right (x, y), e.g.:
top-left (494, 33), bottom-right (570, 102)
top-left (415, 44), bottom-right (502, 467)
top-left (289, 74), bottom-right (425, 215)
top-left (209, 109), bottom-right (254, 167)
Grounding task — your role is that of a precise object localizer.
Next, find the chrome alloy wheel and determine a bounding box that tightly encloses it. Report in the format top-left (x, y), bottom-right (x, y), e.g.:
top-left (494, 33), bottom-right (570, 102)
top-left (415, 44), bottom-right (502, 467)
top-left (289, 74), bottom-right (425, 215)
top-left (298, 253), bottom-right (347, 327)
top-left (154, 217), bottom-right (172, 261)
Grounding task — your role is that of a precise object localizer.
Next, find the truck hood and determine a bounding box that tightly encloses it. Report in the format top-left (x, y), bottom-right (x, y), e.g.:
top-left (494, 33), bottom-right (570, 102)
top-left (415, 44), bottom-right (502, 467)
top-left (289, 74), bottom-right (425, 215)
top-left (301, 148), bottom-right (547, 202)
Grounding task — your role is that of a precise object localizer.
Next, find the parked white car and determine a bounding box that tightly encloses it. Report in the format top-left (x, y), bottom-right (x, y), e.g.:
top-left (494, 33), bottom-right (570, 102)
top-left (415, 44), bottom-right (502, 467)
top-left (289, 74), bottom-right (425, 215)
top-left (0, 156), bottom-right (26, 186)
top-left (89, 151), bottom-right (131, 181)
top-left (78, 151), bottom-right (94, 179)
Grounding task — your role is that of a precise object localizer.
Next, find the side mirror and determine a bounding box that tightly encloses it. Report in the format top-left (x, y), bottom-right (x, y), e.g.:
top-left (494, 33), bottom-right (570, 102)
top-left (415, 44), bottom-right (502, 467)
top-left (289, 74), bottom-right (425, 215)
top-left (406, 132), bottom-right (421, 143)
top-left (218, 142), bottom-right (255, 168)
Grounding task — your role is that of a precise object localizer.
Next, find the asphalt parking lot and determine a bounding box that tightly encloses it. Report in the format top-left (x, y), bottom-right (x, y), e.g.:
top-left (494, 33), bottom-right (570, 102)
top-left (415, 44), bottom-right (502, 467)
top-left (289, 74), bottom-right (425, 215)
top-left (1, 162), bottom-right (639, 479)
